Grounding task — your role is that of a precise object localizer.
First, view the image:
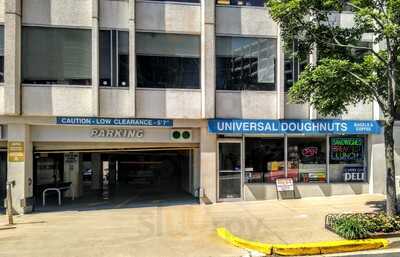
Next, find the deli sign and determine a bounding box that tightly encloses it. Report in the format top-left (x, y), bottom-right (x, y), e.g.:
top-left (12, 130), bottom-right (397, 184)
top-left (343, 167), bottom-right (365, 182)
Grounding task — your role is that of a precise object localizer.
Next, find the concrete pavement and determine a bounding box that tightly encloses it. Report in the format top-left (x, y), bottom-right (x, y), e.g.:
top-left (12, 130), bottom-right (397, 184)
top-left (0, 194), bottom-right (397, 257)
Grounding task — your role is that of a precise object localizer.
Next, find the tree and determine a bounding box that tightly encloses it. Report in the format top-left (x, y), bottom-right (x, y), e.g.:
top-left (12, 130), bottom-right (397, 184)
top-left (266, 0), bottom-right (400, 216)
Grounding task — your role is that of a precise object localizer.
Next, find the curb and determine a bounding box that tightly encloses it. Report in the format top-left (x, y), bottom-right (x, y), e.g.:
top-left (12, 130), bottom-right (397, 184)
top-left (216, 228), bottom-right (389, 256)
top-left (217, 227), bottom-right (273, 255)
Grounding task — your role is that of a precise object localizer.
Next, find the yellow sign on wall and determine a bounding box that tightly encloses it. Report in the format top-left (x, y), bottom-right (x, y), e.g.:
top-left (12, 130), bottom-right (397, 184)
top-left (8, 141), bottom-right (25, 162)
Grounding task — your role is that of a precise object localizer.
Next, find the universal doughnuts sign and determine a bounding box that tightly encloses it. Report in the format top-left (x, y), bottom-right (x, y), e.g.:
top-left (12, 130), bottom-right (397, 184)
top-left (90, 128), bottom-right (144, 138)
top-left (208, 119), bottom-right (382, 134)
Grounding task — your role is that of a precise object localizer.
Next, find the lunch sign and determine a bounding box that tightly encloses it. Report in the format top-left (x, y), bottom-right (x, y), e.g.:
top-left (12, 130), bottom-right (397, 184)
top-left (208, 119), bottom-right (382, 135)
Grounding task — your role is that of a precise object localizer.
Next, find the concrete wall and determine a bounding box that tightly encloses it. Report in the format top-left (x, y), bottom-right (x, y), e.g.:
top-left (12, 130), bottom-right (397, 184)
top-left (244, 183), bottom-right (370, 201)
top-left (216, 6), bottom-right (277, 37)
top-left (22, 0), bottom-right (92, 27)
top-left (99, 0), bottom-right (129, 29)
top-left (342, 102), bottom-right (374, 120)
top-left (284, 94), bottom-right (310, 119)
top-left (216, 91), bottom-right (277, 119)
top-left (22, 86), bottom-right (93, 116)
top-left (136, 89), bottom-right (202, 119)
top-left (0, 86), bottom-right (4, 114)
top-left (7, 124), bottom-right (33, 214)
top-left (99, 88), bottom-right (134, 117)
top-left (136, 1), bottom-right (201, 34)
top-left (0, 0), bottom-right (4, 23)
top-left (31, 125), bottom-right (201, 144)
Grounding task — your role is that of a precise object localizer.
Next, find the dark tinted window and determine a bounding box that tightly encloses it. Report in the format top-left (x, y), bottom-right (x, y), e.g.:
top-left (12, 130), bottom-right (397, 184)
top-left (22, 27), bottom-right (91, 85)
top-left (137, 56), bottom-right (199, 89)
top-left (136, 33), bottom-right (200, 89)
top-left (99, 30), bottom-right (129, 87)
top-left (216, 36), bottom-right (277, 91)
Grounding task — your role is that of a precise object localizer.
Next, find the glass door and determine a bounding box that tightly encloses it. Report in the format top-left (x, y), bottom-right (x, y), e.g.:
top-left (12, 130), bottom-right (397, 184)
top-left (218, 140), bottom-right (243, 200)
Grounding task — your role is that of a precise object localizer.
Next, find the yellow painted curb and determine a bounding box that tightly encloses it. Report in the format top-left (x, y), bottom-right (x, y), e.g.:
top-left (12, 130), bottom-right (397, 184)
top-left (216, 228), bottom-right (389, 256)
top-left (216, 228), bottom-right (273, 255)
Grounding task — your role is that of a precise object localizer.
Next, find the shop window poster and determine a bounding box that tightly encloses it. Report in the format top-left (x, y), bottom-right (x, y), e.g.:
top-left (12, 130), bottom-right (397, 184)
top-left (330, 137), bottom-right (364, 161)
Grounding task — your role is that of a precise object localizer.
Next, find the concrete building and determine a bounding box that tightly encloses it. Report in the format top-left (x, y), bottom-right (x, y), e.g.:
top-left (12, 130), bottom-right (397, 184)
top-left (0, 0), bottom-right (396, 214)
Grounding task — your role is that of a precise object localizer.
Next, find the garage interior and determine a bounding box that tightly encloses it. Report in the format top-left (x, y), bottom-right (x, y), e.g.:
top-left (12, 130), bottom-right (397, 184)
top-left (0, 152), bottom-right (6, 212)
top-left (33, 148), bottom-right (198, 211)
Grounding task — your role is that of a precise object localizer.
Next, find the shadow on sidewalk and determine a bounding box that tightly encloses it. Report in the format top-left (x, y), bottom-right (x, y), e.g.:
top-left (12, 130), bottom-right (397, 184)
top-left (365, 200), bottom-right (386, 212)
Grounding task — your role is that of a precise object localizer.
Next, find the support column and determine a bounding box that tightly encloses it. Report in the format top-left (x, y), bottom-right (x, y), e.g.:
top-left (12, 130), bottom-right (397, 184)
top-left (7, 124), bottom-right (33, 214)
top-left (200, 123), bottom-right (217, 203)
top-left (4, 0), bottom-right (21, 115)
top-left (201, 0), bottom-right (216, 118)
top-left (309, 46), bottom-right (318, 119)
top-left (63, 153), bottom-right (83, 198)
top-left (128, 0), bottom-right (136, 116)
top-left (91, 153), bottom-right (102, 190)
top-left (192, 148), bottom-right (200, 196)
top-left (276, 28), bottom-right (285, 119)
top-left (91, 0), bottom-right (99, 116)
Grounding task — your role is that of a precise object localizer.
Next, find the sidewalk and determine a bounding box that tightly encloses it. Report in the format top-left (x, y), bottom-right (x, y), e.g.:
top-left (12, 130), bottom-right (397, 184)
top-left (0, 194), bottom-right (397, 257)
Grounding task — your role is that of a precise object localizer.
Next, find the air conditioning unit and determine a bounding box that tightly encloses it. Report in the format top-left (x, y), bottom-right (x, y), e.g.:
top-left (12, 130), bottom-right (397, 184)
top-left (170, 129), bottom-right (192, 142)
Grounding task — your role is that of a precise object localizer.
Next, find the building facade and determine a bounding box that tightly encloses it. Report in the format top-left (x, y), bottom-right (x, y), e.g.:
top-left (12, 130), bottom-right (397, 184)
top-left (0, 0), bottom-right (396, 214)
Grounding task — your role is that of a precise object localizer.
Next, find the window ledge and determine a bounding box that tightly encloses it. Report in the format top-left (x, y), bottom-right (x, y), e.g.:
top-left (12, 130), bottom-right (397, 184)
top-left (22, 84), bottom-right (92, 88)
top-left (136, 87), bottom-right (201, 92)
top-left (100, 86), bottom-right (130, 90)
top-left (216, 4), bottom-right (265, 9)
top-left (216, 89), bottom-right (277, 93)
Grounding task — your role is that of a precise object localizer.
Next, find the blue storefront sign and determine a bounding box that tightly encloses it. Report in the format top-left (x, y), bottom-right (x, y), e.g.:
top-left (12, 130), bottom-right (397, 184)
top-left (208, 119), bottom-right (382, 135)
top-left (56, 116), bottom-right (173, 127)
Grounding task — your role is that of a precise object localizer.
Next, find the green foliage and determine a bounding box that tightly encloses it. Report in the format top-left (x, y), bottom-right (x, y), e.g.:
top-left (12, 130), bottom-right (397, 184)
top-left (329, 213), bottom-right (400, 239)
top-left (266, 0), bottom-right (400, 118)
top-left (332, 216), bottom-right (369, 240)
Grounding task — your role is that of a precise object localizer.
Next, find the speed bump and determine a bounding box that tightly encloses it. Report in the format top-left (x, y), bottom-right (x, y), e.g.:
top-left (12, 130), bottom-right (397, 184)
top-left (216, 227), bottom-right (389, 256)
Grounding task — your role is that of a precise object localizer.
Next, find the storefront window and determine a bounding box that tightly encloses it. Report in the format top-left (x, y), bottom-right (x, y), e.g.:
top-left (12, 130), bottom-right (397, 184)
top-left (329, 136), bottom-right (367, 183)
top-left (216, 36), bottom-right (277, 91)
top-left (288, 137), bottom-right (327, 183)
top-left (241, 135), bottom-right (368, 185)
top-left (245, 138), bottom-right (284, 183)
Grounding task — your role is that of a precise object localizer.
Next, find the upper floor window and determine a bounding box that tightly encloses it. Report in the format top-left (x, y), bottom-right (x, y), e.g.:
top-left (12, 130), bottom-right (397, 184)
top-left (284, 41), bottom-right (308, 91)
top-left (149, 0), bottom-right (200, 2)
top-left (216, 36), bottom-right (277, 91)
top-left (0, 26), bottom-right (4, 83)
top-left (100, 30), bottom-right (129, 87)
top-left (22, 27), bottom-right (91, 85)
top-left (136, 32), bottom-right (200, 89)
top-left (216, 0), bottom-right (265, 7)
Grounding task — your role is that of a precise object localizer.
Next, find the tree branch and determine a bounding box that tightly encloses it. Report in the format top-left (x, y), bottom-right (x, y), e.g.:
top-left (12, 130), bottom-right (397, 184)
top-left (346, 70), bottom-right (387, 111)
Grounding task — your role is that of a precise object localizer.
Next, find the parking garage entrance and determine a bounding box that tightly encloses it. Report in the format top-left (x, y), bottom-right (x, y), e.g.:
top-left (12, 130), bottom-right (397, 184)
top-left (0, 152), bottom-right (7, 212)
top-left (34, 148), bottom-right (197, 210)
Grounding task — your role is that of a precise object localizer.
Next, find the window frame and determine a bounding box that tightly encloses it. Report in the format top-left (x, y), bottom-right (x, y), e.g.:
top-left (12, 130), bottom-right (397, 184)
top-left (240, 134), bottom-right (369, 185)
top-left (99, 29), bottom-right (129, 88)
top-left (216, 35), bottom-right (278, 91)
top-left (21, 26), bottom-right (92, 86)
top-left (136, 32), bottom-right (201, 89)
